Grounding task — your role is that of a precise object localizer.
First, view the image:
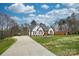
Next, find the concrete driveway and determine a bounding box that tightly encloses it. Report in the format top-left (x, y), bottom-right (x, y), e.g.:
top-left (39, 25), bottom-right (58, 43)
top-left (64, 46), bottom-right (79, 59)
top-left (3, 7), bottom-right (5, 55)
top-left (2, 36), bottom-right (55, 56)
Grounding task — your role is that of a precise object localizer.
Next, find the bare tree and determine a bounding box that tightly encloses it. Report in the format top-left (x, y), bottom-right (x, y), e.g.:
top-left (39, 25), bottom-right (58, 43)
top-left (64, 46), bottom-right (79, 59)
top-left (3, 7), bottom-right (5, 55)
top-left (0, 13), bottom-right (20, 39)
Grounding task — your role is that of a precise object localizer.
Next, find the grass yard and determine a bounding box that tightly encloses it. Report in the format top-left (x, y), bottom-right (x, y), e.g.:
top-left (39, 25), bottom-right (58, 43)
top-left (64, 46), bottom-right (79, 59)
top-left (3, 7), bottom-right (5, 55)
top-left (0, 37), bottom-right (16, 55)
top-left (32, 35), bottom-right (79, 56)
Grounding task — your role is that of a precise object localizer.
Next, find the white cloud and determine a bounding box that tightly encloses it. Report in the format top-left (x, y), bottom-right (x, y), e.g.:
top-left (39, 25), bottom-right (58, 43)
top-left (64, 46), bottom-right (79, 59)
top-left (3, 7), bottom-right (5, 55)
top-left (23, 14), bottom-right (53, 26)
top-left (47, 8), bottom-right (79, 19)
top-left (11, 8), bottom-right (79, 26)
top-left (10, 16), bottom-right (20, 21)
top-left (10, 16), bottom-right (22, 23)
top-left (68, 8), bottom-right (79, 14)
top-left (47, 8), bottom-right (71, 19)
top-left (28, 14), bottom-right (36, 17)
top-left (25, 7), bottom-right (79, 26)
top-left (9, 3), bottom-right (79, 26)
top-left (38, 14), bottom-right (50, 18)
top-left (55, 4), bottom-right (60, 8)
top-left (62, 3), bottom-right (79, 8)
top-left (7, 3), bottom-right (36, 13)
top-left (41, 4), bottom-right (49, 9)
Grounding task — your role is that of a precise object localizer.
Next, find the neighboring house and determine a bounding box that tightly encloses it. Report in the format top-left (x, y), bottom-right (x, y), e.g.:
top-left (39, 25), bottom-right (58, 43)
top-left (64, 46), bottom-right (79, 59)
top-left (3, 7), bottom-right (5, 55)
top-left (48, 28), bottom-right (54, 35)
top-left (53, 23), bottom-right (68, 35)
top-left (31, 25), bottom-right (44, 36)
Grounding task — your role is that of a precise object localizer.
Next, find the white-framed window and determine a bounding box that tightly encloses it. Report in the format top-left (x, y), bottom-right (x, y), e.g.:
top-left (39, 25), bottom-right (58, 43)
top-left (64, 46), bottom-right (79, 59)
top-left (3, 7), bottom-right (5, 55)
top-left (33, 31), bottom-right (36, 35)
top-left (50, 30), bottom-right (53, 34)
top-left (39, 30), bottom-right (43, 34)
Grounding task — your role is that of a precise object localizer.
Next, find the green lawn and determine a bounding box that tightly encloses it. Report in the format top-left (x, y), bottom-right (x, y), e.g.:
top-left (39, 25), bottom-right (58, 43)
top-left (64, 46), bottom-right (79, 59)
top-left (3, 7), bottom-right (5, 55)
top-left (0, 37), bottom-right (16, 55)
top-left (32, 35), bottom-right (79, 56)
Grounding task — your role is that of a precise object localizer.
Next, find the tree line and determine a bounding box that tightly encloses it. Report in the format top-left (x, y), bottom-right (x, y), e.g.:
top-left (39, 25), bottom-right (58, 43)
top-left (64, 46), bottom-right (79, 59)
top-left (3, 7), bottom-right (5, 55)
top-left (57, 13), bottom-right (79, 35)
top-left (0, 13), bottom-right (20, 40)
top-left (0, 12), bottom-right (79, 40)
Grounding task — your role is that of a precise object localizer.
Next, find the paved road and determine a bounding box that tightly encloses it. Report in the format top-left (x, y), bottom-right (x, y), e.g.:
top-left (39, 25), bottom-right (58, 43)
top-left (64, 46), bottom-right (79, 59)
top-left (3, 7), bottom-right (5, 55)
top-left (2, 36), bottom-right (55, 56)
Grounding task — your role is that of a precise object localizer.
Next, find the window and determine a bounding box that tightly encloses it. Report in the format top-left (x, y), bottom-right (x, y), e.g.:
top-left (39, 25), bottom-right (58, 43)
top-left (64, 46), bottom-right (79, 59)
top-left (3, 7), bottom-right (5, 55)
top-left (33, 31), bottom-right (36, 35)
top-left (50, 30), bottom-right (52, 34)
top-left (39, 30), bottom-right (42, 34)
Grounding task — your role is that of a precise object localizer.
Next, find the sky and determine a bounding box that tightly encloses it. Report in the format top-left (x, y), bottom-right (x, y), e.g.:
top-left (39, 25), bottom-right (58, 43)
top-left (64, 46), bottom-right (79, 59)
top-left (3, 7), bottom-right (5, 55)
top-left (0, 3), bottom-right (79, 26)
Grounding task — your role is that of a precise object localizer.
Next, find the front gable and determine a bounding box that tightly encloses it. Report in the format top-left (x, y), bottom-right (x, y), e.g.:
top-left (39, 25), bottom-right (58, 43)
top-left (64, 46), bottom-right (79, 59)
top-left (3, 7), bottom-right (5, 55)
top-left (48, 28), bottom-right (54, 34)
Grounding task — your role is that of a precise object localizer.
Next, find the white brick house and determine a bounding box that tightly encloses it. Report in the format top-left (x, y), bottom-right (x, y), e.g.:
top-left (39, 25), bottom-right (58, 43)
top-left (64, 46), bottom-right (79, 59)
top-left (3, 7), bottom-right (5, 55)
top-left (31, 25), bottom-right (44, 36)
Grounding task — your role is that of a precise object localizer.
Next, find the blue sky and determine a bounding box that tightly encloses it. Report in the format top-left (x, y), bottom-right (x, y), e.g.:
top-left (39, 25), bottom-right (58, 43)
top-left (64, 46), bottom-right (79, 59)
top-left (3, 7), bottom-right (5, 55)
top-left (0, 3), bottom-right (64, 16)
top-left (0, 3), bottom-right (79, 26)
